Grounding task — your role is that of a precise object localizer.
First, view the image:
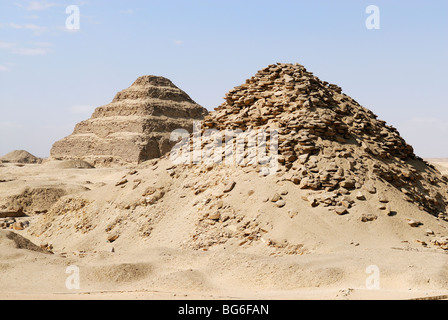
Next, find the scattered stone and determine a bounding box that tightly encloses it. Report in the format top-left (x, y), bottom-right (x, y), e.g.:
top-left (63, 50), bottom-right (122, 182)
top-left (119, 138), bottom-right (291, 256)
top-left (356, 192), bottom-right (366, 201)
top-left (216, 200), bottom-right (224, 209)
top-left (12, 222), bottom-right (24, 231)
top-left (288, 210), bottom-right (299, 219)
top-left (275, 200), bottom-right (286, 208)
top-left (271, 193), bottom-right (282, 202)
top-left (208, 212), bottom-right (221, 221)
top-left (223, 181), bottom-right (236, 193)
top-left (407, 220), bottom-right (423, 228)
top-left (115, 179), bottom-right (128, 187)
top-left (107, 234), bottom-right (119, 243)
top-left (361, 214), bottom-right (378, 222)
top-left (415, 240), bottom-right (427, 247)
top-left (341, 199), bottom-right (352, 209)
top-left (335, 206), bottom-right (348, 216)
top-left (306, 195), bottom-right (318, 208)
top-left (365, 183), bottom-right (377, 194)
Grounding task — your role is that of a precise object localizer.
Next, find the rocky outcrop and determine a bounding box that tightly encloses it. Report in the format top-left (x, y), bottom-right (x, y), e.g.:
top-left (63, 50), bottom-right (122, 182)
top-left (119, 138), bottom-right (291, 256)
top-left (50, 76), bottom-right (208, 165)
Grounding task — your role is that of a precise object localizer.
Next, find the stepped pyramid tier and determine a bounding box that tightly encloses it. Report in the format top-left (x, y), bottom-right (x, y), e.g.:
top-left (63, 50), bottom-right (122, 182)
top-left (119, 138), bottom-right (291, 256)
top-left (196, 63), bottom-right (448, 217)
top-left (50, 76), bottom-right (208, 165)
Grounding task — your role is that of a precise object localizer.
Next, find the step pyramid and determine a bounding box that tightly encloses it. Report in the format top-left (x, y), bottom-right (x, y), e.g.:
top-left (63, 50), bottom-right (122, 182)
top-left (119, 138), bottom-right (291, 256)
top-left (50, 76), bottom-right (208, 165)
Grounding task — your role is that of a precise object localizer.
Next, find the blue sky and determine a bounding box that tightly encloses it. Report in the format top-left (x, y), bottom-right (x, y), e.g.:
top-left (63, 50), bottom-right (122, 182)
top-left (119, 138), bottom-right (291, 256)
top-left (0, 0), bottom-right (447, 158)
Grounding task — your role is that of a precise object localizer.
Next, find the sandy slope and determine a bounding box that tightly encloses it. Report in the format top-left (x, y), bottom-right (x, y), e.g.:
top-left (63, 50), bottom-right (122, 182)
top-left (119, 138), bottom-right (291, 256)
top-left (426, 159), bottom-right (448, 177)
top-left (1, 160), bottom-right (448, 300)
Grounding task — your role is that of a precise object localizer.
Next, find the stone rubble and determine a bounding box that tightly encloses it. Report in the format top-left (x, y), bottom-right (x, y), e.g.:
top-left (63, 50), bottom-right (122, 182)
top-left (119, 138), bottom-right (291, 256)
top-left (194, 63), bottom-right (448, 218)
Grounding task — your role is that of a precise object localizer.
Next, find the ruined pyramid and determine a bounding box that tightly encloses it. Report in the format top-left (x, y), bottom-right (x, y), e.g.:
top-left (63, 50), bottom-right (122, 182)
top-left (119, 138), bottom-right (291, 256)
top-left (0, 150), bottom-right (42, 164)
top-left (50, 76), bottom-right (208, 165)
top-left (197, 63), bottom-right (448, 218)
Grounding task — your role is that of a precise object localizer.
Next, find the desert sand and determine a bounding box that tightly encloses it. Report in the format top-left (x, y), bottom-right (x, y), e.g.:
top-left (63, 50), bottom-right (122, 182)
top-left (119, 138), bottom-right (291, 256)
top-left (0, 159), bottom-right (447, 300)
top-left (1, 63), bottom-right (448, 301)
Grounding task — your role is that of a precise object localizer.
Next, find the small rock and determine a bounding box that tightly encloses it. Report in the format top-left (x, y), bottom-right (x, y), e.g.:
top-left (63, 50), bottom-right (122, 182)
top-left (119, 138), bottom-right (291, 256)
top-left (341, 200), bottom-right (351, 209)
top-left (356, 192), bottom-right (366, 201)
top-left (271, 193), bottom-right (282, 202)
top-left (306, 195), bottom-right (318, 208)
top-left (335, 206), bottom-right (348, 216)
top-left (115, 179), bottom-right (128, 187)
top-left (208, 212), bottom-right (221, 221)
top-left (384, 204), bottom-right (393, 216)
top-left (288, 210), bottom-right (299, 219)
top-left (107, 234), bottom-right (119, 243)
top-left (12, 221), bottom-right (24, 231)
top-left (275, 200), bottom-right (286, 208)
top-left (365, 183), bottom-right (377, 194)
top-left (291, 176), bottom-right (301, 185)
top-left (340, 179), bottom-right (355, 189)
top-left (361, 214), bottom-right (378, 222)
top-left (407, 220), bottom-right (423, 228)
top-left (223, 181), bottom-right (236, 193)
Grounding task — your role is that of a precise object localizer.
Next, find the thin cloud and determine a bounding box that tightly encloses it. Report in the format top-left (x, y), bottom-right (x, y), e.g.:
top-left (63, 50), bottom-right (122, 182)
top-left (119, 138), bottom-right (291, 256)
top-left (0, 41), bottom-right (52, 56)
top-left (0, 42), bottom-right (17, 49)
top-left (9, 23), bottom-right (48, 34)
top-left (12, 47), bottom-right (49, 55)
top-left (30, 41), bottom-right (53, 47)
top-left (26, 14), bottom-right (40, 19)
top-left (0, 62), bottom-right (14, 71)
top-left (15, 1), bottom-right (61, 11)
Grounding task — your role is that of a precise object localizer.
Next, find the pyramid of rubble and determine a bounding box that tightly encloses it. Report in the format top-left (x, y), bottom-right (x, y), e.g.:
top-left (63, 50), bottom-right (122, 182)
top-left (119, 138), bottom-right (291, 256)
top-left (0, 150), bottom-right (42, 164)
top-left (50, 76), bottom-right (208, 165)
top-left (198, 63), bottom-right (448, 218)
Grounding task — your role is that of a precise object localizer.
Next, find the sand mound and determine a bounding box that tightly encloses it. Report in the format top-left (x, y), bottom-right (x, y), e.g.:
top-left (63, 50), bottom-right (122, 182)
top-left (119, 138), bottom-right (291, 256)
top-left (50, 76), bottom-right (208, 165)
top-left (0, 231), bottom-right (49, 254)
top-left (0, 150), bottom-right (42, 164)
top-left (2, 185), bottom-right (91, 215)
top-left (43, 160), bottom-right (95, 169)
